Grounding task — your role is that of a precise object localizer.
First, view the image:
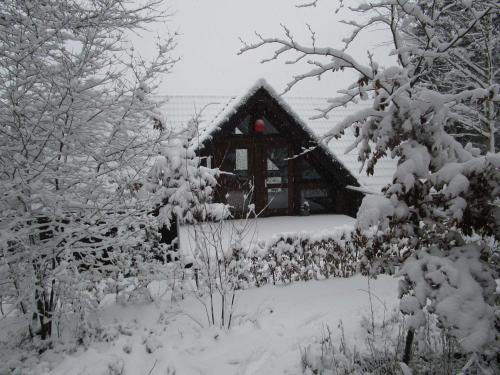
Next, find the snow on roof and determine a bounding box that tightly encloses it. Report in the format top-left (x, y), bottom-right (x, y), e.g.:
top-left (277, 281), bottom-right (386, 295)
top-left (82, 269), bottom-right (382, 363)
top-left (157, 79), bottom-right (396, 192)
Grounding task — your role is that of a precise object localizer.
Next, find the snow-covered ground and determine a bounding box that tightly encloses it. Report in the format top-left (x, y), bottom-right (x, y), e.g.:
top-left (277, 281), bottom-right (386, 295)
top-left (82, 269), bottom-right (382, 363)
top-left (4, 215), bottom-right (400, 375)
top-left (36, 275), bottom-right (398, 375)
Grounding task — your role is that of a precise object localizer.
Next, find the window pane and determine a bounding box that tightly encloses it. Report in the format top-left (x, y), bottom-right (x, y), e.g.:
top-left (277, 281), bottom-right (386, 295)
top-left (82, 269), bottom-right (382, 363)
top-left (233, 115), bottom-right (251, 134)
top-left (235, 149), bottom-right (248, 171)
top-left (266, 147), bottom-right (288, 184)
top-left (268, 188), bottom-right (288, 209)
top-left (224, 148), bottom-right (248, 178)
top-left (262, 117), bottom-right (279, 134)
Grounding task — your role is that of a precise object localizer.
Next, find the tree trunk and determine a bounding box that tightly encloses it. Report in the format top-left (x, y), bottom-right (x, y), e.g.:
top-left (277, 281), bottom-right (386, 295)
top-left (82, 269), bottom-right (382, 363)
top-left (403, 328), bottom-right (414, 364)
top-left (36, 279), bottom-right (55, 340)
top-left (36, 290), bottom-right (52, 340)
top-left (483, 12), bottom-right (496, 153)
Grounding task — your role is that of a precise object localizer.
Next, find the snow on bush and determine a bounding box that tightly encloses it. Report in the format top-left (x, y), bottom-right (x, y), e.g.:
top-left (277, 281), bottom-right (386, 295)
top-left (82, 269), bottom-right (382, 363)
top-left (263, 230), bottom-right (358, 284)
top-left (198, 227), bottom-right (359, 292)
top-left (142, 124), bottom-right (227, 228)
top-left (399, 242), bottom-right (497, 353)
top-left (300, 308), bottom-right (476, 375)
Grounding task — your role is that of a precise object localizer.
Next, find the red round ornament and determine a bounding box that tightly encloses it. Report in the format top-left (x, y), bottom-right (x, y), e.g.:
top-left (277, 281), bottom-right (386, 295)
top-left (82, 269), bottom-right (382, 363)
top-left (254, 119), bottom-right (265, 133)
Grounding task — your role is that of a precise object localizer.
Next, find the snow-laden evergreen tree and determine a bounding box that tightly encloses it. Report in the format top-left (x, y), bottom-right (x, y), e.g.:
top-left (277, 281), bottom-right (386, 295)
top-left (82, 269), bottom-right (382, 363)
top-left (0, 0), bottom-right (186, 344)
top-left (240, 0), bottom-right (499, 370)
top-left (143, 117), bottom-right (227, 229)
top-left (140, 116), bottom-right (228, 268)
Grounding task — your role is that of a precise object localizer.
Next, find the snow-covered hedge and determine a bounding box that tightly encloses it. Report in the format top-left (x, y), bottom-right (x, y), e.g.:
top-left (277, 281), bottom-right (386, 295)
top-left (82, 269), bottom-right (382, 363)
top-left (264, 230), bottom-right (359, 284)
top-left (225, 228), bottom-right (359, 289)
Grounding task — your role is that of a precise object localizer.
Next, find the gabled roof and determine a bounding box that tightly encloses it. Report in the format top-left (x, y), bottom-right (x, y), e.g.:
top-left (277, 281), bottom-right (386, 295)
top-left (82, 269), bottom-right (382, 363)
top-left (157, 79), bottom-right (396, 192)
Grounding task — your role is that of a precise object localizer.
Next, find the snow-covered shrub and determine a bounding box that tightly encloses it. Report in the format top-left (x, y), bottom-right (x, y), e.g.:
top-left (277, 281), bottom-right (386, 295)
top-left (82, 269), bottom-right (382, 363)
top-left (300, 312), bottom-right (478, 375)
top-left (301, 320), bottom-right (402, 375)
top-left (352, 228), bottom-right (408, 276)
top-left (301, 292), bottom-right (482, 375)
top-left (264, 230), bottom-right (358, 284)
top-left (399, 240), bottom-right (497, 353)
top-left (225, 240), bottom-right (253, 290)
top-left (142, 120), bottom-right (226, 229)
top-left (248, 242), bottom-right (268, 287)
top-left (190, 227), bottom-right (359, 291)
top-left (265, 234), bottom-right (303, 284)
top-left (188, 218), bottom-right (250, 329)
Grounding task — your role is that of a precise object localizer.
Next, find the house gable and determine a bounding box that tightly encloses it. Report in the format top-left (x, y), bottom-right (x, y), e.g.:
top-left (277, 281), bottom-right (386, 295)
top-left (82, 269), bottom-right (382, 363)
top-left (196, 82), bottom-right (364, 217)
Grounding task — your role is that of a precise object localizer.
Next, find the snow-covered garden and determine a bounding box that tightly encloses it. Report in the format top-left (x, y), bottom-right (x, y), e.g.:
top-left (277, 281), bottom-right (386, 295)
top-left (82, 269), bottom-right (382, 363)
top-left (1, 0), bottom-right (498, 374)
top-left (2, 273), bottom-right (399, 374)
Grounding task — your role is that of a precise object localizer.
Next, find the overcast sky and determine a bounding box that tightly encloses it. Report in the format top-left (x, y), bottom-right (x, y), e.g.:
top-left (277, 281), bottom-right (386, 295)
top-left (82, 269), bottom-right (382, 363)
top-left (139, 0), bottom-right (396, 97)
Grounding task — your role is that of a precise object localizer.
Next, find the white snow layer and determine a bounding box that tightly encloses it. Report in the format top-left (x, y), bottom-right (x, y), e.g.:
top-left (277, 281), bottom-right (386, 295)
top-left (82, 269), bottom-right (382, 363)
top-left (38, 275), bottom-right (398, 375)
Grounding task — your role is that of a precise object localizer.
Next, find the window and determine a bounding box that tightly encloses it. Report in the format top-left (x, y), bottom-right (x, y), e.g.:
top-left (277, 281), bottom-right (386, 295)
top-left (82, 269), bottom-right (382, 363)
top-left (266, 147), bottom-right (288, 184)
top-left (224, 148), bottom-right (248, 178)
top-left (235, 149), bottom-right (248, 171)
top-left (233, 115), bottom-right (251, 134)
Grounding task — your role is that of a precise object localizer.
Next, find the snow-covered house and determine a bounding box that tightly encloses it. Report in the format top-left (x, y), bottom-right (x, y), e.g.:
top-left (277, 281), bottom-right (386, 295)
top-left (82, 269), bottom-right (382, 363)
top-left (160, 79), bottom-right (395, 218)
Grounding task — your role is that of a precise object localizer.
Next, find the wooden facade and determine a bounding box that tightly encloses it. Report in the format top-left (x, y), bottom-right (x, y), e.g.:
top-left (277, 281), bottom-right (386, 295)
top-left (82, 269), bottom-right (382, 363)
top-left (198, 86), bottom-right (364, 218)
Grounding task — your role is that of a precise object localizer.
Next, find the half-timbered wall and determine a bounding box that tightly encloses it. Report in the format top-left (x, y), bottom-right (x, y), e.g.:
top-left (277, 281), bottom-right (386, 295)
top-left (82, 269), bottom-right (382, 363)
top-left (199, 88), bottom-right (363, 217)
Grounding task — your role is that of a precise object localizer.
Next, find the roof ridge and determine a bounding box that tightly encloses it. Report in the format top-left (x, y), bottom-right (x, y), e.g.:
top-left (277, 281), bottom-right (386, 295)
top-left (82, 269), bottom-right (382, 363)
top-left (155, 94), bottom-right (234, 99)
top-left (154, 94), bottom-right (372, 101)
top-left (157, 94), bottom-right (335, 100)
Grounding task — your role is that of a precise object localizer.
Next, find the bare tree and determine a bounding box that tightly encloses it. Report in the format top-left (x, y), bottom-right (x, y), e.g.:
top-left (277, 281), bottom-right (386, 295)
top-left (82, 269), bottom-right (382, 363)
top-left (187, 201), bottom-right (258, 330)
